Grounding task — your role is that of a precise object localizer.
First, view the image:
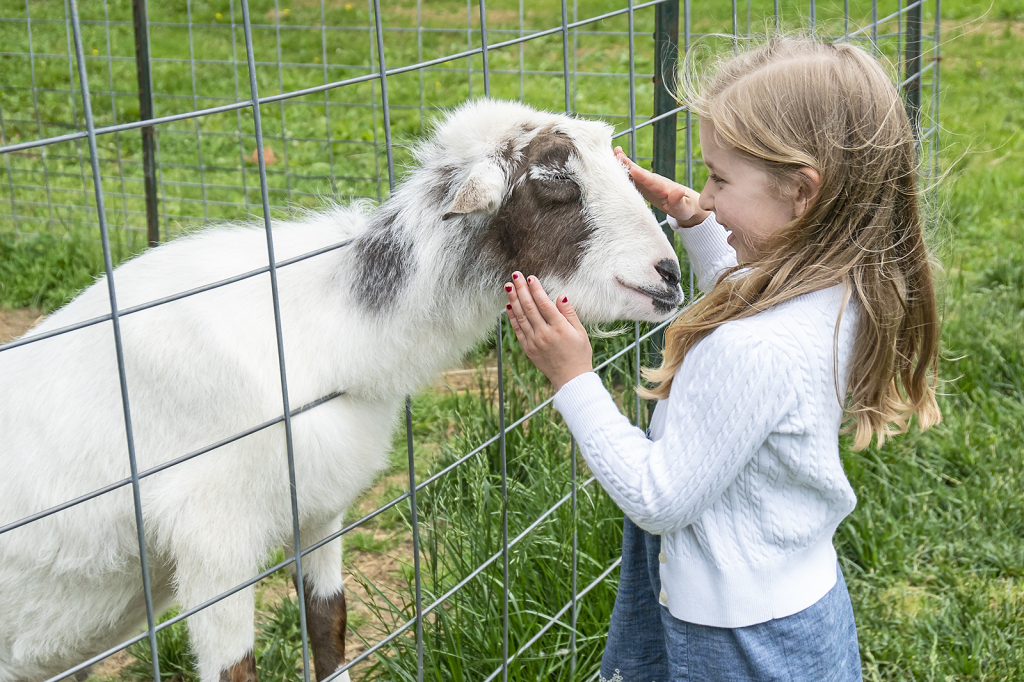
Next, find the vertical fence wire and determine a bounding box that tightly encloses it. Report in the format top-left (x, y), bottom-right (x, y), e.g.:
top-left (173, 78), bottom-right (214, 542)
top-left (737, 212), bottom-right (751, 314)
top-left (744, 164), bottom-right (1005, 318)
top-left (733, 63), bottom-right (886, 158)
top-left (417, 0), bottom-right (425, 133)
top-left (627, 0), bottom-right (642, 429)
top-left (368, 0), bottom-right (382, 201)
top-left (237, 2), bottom-right (314, 681)
top-left (405, 395), bottom-right (425, 682)
top-left (872, 0), bottom-right (879, 54)
top-left (732, 0), bottom-right (738, 52)
top-left (466, 0), bottom-right (473, 97)
top-left (897, 0), bottom-right (903, 73)
top-left (1, 97), bottom-right (19, 236)
top-left (62, 0), bottom-right (92, 226)
top-left (185, 0), bottom-right (210, 222)
top-left (100, 1), bottom-right (130, 246)
top-left (23, 0), bottom-right (57, 230)
top-left (932, 0), bottom-right (941, 198)
top-left (229, 0), bottom-right (251, 217)
top-left (272, 0), bottom-right (294, 214)
top-left (683, 0), bottom-right (695, 297)
top-left (370, 4), bottom-right (425, 681)
top-left (572, 0), bottom-right (579, 112)
top-left (472, 3), bottom-right (509, 677)
top-left (66, 2), bottom-right (162, 680)
top-left (558, 3), bottom-right (578, 676)
top-left (320, 0), bottom-right (338, 195)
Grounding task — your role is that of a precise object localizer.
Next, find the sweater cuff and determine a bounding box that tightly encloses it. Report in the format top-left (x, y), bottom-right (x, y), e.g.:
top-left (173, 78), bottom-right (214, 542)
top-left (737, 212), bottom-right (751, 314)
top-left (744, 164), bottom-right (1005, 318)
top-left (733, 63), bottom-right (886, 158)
top-left (553, 372), bottom-right (623, 443)
top-left (674, 213), bottom-right (731, 264)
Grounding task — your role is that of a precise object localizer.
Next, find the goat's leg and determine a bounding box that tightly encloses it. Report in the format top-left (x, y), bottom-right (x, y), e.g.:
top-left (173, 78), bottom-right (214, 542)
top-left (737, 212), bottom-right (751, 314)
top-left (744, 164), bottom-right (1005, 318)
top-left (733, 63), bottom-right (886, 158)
top-left (173, 546), bottom-right (260, 682)
top-left (293, 516), bottom-right (349, 682)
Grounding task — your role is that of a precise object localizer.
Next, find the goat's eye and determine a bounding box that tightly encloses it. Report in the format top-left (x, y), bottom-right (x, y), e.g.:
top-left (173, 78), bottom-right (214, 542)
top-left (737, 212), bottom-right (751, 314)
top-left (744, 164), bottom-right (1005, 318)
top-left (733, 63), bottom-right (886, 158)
top-left (528, 166), bottom-right (573, 183)
top-left (526, 165), bottom-right (580, 204)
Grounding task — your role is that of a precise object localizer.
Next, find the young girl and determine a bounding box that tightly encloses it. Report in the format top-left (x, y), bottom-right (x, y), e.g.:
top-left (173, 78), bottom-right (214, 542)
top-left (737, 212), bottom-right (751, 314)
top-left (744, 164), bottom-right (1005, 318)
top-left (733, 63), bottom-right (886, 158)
top-left (503, 36), bottom-right (941, 681)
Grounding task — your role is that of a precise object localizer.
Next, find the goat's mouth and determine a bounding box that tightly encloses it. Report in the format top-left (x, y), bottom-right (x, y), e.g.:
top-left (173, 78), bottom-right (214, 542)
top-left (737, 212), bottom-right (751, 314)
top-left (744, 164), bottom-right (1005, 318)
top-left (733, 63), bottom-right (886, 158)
top-left (616, 278), bottom-right (683, 315)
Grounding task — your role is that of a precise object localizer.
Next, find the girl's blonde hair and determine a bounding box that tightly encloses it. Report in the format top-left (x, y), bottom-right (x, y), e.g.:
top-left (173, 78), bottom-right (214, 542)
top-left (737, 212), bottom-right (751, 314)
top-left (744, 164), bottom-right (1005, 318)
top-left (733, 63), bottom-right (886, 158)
top-left (640, 35), bottom-right (941, 450)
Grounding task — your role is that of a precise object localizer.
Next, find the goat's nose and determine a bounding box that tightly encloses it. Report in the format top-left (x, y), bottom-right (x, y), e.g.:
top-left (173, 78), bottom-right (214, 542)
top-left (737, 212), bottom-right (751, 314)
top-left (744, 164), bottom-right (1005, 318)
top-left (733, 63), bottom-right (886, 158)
top-left (655, 259), bottom-right (681, 288)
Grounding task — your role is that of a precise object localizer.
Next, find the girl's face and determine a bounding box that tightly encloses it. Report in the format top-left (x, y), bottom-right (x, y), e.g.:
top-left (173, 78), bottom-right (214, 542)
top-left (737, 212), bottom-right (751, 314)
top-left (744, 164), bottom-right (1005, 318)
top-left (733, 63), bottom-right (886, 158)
top-left (696, 121), bottom-right (798, 264)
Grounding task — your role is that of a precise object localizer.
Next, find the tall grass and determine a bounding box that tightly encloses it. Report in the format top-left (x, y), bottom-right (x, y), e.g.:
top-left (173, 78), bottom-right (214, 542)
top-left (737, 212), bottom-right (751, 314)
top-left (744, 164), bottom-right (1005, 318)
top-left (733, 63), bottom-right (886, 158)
top-left (0, 228), bottom-right (144, 311)
top-left (352, 325), bottom-right (649, 681)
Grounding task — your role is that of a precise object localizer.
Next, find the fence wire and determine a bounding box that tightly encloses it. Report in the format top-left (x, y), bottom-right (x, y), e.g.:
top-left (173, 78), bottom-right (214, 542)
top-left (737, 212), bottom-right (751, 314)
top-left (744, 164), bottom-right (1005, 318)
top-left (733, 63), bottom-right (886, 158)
top-left (0, 1), bottom-right (940, 680)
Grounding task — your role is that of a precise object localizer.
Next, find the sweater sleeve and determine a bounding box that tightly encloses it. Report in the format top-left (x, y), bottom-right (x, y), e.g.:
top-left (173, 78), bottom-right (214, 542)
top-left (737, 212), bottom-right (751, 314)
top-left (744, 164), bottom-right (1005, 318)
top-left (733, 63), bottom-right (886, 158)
top-left (553, 325), bottom-right (798, 536)
top-left (668, 213), bottom-right (737, 293)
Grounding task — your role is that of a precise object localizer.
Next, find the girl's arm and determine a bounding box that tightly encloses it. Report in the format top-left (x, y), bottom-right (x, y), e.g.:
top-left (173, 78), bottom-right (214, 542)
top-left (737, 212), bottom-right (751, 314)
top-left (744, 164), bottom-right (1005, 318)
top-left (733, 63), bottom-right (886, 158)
top-left (505, 274), bottom-right (797, 536)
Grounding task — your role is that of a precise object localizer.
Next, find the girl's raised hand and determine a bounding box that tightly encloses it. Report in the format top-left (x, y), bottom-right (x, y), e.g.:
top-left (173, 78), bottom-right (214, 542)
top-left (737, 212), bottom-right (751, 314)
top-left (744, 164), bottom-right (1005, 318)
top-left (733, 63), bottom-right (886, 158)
top-left (614, 146), bottom-right (710, 228)
top-left (504, 273), bottom-right (593, 392)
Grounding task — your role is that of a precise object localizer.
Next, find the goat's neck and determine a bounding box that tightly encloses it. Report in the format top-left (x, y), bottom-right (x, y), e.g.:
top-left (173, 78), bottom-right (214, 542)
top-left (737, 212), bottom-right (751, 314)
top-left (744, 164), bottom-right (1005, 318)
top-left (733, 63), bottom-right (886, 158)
top-left (350, 191), bottom-right (508, 392)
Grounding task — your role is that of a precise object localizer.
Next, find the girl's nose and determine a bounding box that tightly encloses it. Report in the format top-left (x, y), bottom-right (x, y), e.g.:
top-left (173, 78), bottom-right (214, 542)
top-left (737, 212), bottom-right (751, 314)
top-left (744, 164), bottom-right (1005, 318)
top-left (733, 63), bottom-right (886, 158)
top-left (698, 185), bottom-right (714, 212)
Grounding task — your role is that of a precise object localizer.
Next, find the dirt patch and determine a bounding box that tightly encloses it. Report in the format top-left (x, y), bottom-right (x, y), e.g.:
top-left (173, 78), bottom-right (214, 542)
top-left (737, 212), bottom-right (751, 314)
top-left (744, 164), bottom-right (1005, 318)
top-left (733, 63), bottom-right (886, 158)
top-left (971, 18), bottom-right (1024, 38)
top-left (0, 307), bottom-right (44, 343)
top-left (436, 359), bottom-right (498, 392)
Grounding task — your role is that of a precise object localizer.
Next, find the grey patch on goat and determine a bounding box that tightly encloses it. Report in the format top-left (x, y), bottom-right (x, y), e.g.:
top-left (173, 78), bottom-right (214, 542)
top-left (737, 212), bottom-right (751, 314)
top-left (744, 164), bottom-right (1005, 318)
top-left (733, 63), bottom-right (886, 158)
top-left (497, 137), bottom-right (521, 169)
top-left (352, 206), bottom-right (413, 311)
top-left (477, 128), bottom-right (592, 284)
top-left (429, 164), bottom-right (459, 205)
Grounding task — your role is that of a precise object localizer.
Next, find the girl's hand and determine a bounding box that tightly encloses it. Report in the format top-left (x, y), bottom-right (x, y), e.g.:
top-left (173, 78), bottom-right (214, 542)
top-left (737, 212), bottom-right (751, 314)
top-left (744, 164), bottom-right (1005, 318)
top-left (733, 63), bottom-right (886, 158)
top-left (504, 273), bottom-right (593, 392)
top-left (614, 147), bottom-right (711, 228)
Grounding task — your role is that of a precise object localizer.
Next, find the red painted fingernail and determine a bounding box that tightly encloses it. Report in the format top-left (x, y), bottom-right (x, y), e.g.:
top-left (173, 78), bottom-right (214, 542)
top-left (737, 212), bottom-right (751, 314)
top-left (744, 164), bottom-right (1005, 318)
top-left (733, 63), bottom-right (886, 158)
top-left (562, 296), bottom-right (568, 303)
top-left (506, 303), bottom-right (512, 310)
top-left (512, 273), bottom-right (519, 280)
top-left (505, 284), bottom-right (512, 292)
top-left (527, 276), bottom-right (533, 283)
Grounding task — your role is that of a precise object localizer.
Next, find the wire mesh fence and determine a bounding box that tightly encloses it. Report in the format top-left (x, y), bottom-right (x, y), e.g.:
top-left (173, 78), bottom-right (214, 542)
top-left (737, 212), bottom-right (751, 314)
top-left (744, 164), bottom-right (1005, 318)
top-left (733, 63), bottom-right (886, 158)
top-left (0, 0), bottom-right (940, 680)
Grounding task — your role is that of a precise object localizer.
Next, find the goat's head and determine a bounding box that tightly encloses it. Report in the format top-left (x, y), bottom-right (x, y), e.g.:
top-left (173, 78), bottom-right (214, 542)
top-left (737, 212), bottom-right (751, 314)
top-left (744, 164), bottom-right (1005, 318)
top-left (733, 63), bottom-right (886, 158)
top-left (420, 99), bottom-right (683, 323)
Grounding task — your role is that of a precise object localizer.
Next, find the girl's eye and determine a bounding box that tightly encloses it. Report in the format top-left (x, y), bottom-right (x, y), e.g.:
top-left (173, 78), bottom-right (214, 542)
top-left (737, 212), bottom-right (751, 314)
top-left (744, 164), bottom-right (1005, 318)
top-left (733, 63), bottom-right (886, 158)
top-left (709, 173), bottom-right (725, 184)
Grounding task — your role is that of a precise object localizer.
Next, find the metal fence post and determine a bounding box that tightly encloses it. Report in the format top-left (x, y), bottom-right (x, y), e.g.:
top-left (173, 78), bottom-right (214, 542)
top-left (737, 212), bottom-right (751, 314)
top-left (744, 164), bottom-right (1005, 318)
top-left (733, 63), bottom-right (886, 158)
top-left (131, 0), bottom-right (160, 246)
top-left (649, 0), bottom-right (679, 421)
top-left (652, 0), bottom-right (679, 237)
top-left (904, 0), bottom-right (923, 136)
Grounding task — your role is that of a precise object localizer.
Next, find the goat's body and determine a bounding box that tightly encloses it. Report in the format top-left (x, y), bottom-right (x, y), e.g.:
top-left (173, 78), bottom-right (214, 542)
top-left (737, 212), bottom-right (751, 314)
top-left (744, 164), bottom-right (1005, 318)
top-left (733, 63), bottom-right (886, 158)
top-left (0, 100), bottom-right (682, 682)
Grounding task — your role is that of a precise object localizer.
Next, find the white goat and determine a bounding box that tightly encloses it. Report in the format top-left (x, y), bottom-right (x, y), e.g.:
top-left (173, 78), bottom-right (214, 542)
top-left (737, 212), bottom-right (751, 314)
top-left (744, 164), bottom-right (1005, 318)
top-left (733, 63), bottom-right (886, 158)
top-left (0, 99), bottom-right (682, 682)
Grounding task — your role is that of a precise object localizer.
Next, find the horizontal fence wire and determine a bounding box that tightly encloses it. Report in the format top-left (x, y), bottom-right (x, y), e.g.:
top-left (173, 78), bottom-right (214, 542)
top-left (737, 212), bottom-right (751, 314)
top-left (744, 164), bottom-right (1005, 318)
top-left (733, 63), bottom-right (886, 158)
top-left (0, 0), bottom-right (940, 679)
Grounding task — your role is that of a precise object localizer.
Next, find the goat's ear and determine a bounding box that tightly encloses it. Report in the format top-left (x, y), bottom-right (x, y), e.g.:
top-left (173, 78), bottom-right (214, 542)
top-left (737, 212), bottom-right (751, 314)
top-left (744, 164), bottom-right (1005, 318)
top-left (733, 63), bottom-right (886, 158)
top-left (442, 160), bottom-right (505, 220)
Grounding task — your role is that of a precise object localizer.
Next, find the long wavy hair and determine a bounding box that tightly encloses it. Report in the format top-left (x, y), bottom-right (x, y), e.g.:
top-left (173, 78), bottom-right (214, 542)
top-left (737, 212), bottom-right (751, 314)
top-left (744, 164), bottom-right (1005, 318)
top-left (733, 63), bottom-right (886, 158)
top-left (639, 35), bottom-right (941, 450)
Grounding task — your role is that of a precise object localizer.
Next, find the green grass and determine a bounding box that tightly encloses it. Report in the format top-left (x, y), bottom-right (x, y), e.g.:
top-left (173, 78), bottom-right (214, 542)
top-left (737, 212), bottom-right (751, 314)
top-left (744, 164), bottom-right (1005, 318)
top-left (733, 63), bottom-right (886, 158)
top-left (1, 0), bottom-right (924, 236)
top-left (2, 0), bottom-right (1023, 680)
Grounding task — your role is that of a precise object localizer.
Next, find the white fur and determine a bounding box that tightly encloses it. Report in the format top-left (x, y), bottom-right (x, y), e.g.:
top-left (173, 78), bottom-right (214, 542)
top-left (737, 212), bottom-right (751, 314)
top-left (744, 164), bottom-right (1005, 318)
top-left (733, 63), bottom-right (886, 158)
top-left (0, 100), bottom-right (680, 682)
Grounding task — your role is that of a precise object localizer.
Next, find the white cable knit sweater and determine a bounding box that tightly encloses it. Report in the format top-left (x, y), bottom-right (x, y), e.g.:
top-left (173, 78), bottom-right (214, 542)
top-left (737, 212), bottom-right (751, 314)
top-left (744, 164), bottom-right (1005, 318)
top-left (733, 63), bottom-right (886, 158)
top-left (554, 213), bottom-right (860, 628)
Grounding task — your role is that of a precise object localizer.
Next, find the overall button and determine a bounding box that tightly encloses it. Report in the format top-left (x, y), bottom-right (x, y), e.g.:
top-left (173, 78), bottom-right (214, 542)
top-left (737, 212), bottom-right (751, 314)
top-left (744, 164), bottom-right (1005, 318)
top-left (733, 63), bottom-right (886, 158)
top-left (658, 552), bottom-right (667, 563)
top-left (659, 590), bottom-right (668, 604)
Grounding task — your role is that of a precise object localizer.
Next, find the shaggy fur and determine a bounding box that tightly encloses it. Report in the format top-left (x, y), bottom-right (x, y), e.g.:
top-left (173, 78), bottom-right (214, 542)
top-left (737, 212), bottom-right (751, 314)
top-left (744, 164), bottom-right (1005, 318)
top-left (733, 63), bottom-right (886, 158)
top-left (0, 99), bottom-right (681, 682)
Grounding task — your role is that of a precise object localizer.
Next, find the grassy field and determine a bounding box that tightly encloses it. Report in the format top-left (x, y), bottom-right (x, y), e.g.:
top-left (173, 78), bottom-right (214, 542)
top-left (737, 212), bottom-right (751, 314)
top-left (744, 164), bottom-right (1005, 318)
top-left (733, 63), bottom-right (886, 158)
top-left (1, 0), bottom-right (1023, 680)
